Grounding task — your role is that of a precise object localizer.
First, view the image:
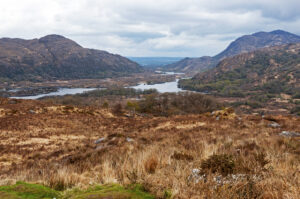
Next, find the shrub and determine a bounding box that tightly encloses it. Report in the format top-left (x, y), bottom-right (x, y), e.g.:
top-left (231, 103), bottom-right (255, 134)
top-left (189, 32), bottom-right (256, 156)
top-left (112, 103), bottom-right (123, 115)
top-left (144, 157), bottom-right (158, 174)
top-left (102, 101), bottom-right (109, 108)
top-left (171, 151), bottom-right (194, 161)
top-left (137, 92), bottom-right (221, 116)
top-left (126, 101), bottom-right (140, 112)
top-left (200, 154), bottom-right (235, 176)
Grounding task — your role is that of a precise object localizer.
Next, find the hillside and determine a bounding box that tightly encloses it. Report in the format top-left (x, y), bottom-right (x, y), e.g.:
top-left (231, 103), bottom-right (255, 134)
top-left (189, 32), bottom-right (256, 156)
top-left (0, 35), bottom-right (143, 82)
top-left (0, 98), bottom-right (299, 198)
top-left (165, 30), bottom-right (300, 74)
top-left (179, 43), bottom-right (300, 113)
top-left (163, 56), bottom-right (218, 74)
top-left (128, 57), bottom-right (183, 68)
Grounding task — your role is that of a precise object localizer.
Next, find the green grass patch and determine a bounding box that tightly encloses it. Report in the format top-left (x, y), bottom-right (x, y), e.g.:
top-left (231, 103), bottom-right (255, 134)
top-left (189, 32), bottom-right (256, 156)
top-left (0, 182), bottom-right (155, 199)
top-left (63, 184), bottom-right (154, 199)
top-left (0, 181), bottom-right (60, 199)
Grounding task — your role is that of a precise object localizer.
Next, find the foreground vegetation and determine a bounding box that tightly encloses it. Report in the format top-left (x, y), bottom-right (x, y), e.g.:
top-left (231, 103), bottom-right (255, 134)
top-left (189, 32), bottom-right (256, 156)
top-left (0, 97), bottom-right (299, 198)
top-left (42, 87), bottom-right (222, 116)
top-left (0, 182), bottom-right (154, 199)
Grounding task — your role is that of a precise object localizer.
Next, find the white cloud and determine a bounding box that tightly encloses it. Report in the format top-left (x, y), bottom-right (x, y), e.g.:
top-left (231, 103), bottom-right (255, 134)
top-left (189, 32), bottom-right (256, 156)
top-left (0, 0), bottom-right (299, 56)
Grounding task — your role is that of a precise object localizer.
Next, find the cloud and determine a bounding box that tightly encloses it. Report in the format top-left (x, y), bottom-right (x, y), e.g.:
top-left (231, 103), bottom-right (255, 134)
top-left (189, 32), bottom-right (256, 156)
top-left (0, 0), bottom-right (299, 56)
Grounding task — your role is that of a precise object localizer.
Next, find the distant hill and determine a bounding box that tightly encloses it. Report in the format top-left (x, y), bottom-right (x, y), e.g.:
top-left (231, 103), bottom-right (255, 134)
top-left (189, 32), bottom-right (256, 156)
top-left (165, 30), bottom-right (300, 74)
top-left (179, 43), bottom-right (300, 99)
top-left (163, 56), bottom-right (218, 74)
top-left (0, 35), bottom-right (143, 82)
top-left (128, 57), bottom-right (183, 69)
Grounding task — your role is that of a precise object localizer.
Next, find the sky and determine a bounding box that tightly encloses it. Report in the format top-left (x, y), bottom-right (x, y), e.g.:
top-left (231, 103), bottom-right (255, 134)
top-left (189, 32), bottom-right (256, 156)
top-left (0, 0), bottom-right (300, 57)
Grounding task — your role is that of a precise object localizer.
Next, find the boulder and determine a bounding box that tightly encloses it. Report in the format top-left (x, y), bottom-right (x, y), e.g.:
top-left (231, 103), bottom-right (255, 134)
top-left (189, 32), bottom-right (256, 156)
top-left (279, 131), bottom-right (300, 137)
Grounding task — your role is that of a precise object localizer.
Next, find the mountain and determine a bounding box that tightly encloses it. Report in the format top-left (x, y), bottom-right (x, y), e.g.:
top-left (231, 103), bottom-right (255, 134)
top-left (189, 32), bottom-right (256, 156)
top-left (179, 43), bottom-right (300, 99)
top-left (165, 30), bottom-right (300, 74)
top-left (127, 57), bottom-right (183, 69)
top-left (0, 35), bottom-right (142, 82)
top-left (163, 56), bottom-right (218, 73)
top-left (214, 30), bottom-right (300, 60)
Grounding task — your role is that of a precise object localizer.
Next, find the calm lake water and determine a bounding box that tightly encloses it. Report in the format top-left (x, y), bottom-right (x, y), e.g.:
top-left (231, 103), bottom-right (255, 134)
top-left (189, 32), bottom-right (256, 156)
top-left (155, 71), bottom-right (185, 75)
top-left (10, 72), bottom-right (189, 99)
top-left (11, 88), bottom-right (97, 100)
top-left (12, 79), bottom-right (185, 99)
top-left (131, 79), bottom-right (183, 93)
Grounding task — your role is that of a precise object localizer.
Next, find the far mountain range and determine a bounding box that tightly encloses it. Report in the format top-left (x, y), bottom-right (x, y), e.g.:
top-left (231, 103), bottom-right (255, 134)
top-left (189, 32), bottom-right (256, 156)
top-left (0, 30), bottom-right (300, 84)
top-left (164, 30), bottom-right (300, 74)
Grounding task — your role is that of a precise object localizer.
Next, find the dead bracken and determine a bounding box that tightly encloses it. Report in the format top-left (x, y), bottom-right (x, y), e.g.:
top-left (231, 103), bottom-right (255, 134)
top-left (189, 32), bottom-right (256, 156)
top-left (0, 97), bottom-right (299, 198)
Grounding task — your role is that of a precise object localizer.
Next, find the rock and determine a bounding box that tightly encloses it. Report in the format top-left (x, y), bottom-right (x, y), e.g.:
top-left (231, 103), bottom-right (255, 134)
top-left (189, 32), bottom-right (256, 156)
top-left (188, 169), bottom-right (257, 185)
top-left (126, 137), bottom-right (134, 142)
top-left (188, 169), bottom-right (206, 183)
top-left (269, 122), bottom-right (280, 128)
top-left (279, 131), bottom-right (300, 137)
top-left (192, 168), bottom-right (200, 175)
top-left (214, 176), bottom-right (222, 185)
top-left (29, 110), bottom-right (35, 114)
top-left (95, 137), bottom-right (105, 144)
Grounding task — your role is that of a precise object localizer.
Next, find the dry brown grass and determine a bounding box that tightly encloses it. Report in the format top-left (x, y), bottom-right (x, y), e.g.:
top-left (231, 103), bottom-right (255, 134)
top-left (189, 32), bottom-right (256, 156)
top-left (0, 97), bottom-right (299, 198)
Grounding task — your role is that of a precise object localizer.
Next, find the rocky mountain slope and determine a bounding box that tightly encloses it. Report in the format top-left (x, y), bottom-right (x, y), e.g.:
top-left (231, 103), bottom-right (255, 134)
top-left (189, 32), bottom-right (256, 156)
top-left (179, 43), bottom-right (300, 100)
top-left (165, 30), bottom-right (300, 74)
top-left (0, 35), bottom-right (142, 82)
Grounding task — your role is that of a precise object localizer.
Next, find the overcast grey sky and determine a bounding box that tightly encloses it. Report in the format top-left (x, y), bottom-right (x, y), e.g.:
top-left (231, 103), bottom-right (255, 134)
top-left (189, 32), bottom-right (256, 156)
top-left (0, 0), bottom-right (300, 57)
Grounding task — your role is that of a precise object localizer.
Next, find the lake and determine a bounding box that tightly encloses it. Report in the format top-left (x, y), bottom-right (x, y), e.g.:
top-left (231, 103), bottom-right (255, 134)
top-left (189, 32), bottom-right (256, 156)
top-left (10, 72), bottom-right (190, 99)
top-left (11, 88), bottom-right (97, 100)
top-left (131, 79), bottom-right (183, 93)
top-left (11, 79), bottom-right (185, 99)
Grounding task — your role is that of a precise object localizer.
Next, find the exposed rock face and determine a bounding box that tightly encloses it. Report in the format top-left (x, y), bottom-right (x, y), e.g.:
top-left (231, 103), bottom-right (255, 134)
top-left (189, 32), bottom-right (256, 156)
top-left (0, 34), bottom-right (143, 81)
top-left (166, 30), bottom-right (300, 74)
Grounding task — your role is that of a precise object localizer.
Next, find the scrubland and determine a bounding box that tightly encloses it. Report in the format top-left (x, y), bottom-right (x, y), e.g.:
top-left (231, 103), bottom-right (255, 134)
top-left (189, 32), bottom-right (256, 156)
top-left (0, 97), bottom-right (299, 198)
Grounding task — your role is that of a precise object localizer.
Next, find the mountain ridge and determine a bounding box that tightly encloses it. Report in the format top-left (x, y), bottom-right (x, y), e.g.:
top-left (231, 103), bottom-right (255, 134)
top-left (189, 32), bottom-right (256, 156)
top-left (0, 34), bottom-right (143, 82)
top-left (179, 43), bottom-right (300, 100)
top-left (164, 30), bottom-right (300, 74)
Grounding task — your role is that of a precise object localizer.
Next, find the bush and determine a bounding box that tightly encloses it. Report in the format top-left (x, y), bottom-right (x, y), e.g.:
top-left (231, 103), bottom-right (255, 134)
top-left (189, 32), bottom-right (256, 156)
top-left (126, 101), bottom-right (140, 112)
top-left (112, 103), bottom-right (123, 115)
top-left (137, 92), bottom-right (221, 116)
top-left (144, 157), bottom-right (158, 174)
top-left (200, 154), bottom-right (235, 176)
top-left (102, 101), bottom-right (109, 108)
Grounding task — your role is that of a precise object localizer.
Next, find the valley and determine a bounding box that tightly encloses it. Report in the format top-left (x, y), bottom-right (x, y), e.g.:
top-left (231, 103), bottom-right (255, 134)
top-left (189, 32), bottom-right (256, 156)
top-left (0, 28), bottom-right (299, 199)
